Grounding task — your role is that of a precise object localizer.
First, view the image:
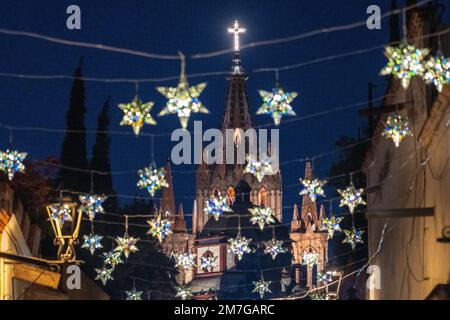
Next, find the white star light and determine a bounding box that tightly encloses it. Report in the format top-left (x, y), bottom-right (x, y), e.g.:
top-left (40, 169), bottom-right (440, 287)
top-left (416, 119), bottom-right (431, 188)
top-left (249, 207), bottom-right (276, 231)
top-left (257, 87), bottom-right (297, 126)
top-left (95, 267), bottom-right (114, 286)
top-left (125, 289), bottom-right (143, 300)
top-left (118, 95), bottom-right (156, 136)
top-left (382, 113), bottom-right (413, 148)
top-left (263, 239), bottom-right (286, 260)
top-left (0, 149), bottom-right (27, 180)
top-left (114, 235), bottom-right (139, 259)
top-left (204, 195), bottom-right (232, 221)
top-left (252, 279), bottom-right (272, 299)
top-left (103, 250), bottom-right (123, 267)
top-left (342, 228), bottom-right (364, 250)
top-left (380, 43), bottom-right (429, 89)
top-left (321, 215), bottom-right (343, 239)
top-left (48, 203), bottom-right (73, 225)
top-left (338, 182), bottom-right (366, 214)
top-left (175, 284), bottom-right (193, 300)
top-left (244, 158), bottom-right (272, 182)
top-left (424, 55), bottom-right (450, 92)
top-left (228, 235), bottom-right (252, 261)
top-left (147, 215), bottom-right (172, 243)
top-left (302, 251), bottom-right (319, 267)
top-left (137, 164), bottom-right (169, 197)
top-left (200, 255), bottom-right (218, 272)
top-left (174, 252), bottom-right (196, 271)
top-left (79, 194), bottom-right (107, 221)
top-left (299, 178), bottom-right (326, 202)
top-left (81, 233), bottom-right (103, 255)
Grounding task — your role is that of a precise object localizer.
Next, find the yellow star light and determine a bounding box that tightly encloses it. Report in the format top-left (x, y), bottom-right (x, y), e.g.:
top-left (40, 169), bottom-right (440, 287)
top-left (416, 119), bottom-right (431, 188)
top-left (257, 87), bottom-right (297, 126)
top-left (147, 214), bottom-right (172, 242)
top-left (118, 95), bottom-right (156, 136)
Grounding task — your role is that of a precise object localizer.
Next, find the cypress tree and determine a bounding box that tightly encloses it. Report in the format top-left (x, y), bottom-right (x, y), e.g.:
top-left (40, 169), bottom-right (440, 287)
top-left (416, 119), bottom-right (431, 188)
top-left (57, 58), bottom-right (89, 192)
top-left (89, 97), bottom-right (118, 211)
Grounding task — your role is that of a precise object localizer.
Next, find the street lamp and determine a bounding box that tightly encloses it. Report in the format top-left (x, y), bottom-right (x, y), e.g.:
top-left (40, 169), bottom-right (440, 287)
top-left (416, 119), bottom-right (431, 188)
top-left (46, 196), bottom-right (82, 263)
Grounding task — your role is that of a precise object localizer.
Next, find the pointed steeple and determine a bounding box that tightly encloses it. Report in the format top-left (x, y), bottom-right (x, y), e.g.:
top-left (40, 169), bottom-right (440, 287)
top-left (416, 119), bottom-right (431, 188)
top-left (300, 161), bottom-right (318, 226)
top-left (160, 160), bottom-right (176, 217)
top-left (291, 203), bottom-right (301, 232)
top-left (389, 0), bottom-right (400, 45)
top-left (173, 203), bottom-right (187, 233)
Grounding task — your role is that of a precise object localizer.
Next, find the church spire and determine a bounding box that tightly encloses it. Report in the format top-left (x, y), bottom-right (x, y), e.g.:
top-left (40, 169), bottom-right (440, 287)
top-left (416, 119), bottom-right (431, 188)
top-left (228, 20), bottom-right (246, 75)
top-left (173, 203), bottom-right (187, 233)
top-left (300, 161), bottom-right (318, 225)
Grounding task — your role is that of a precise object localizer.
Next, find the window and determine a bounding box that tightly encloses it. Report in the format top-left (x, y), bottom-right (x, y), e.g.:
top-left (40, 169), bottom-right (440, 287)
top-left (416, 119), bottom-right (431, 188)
top-left (258, 187), bottom-right (267, 207)
top-left (227, 187), bottom-right (235, 205)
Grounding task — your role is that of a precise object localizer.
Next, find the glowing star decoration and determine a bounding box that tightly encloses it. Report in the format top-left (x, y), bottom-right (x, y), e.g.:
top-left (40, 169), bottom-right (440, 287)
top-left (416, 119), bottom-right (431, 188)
top-left (79, 194), bottom-right (107, 221)
top-left (228, 235), bottom-right (252, 261)
top-left (244, 158), bottom-right (272, 182)
top-left (137, 164), bottom-right (169, 197)
top-left (257, 87), bottom-right (297, 126)
top-left (118, 95), bottom-right (156, 136)
top-left (321, 215), bottom-right (343, 239)
top-left (114, 235), bottom-right (139, 259)
top-left (380, 43), bottom-right (429, 89)
top-left (147, 215), bottom-right (172, 243)
top-left (318, 272), bottom-right (333, 284)
top-left (95, 267), bottom-right (113, 286)
top-left (48, 203), bottom-right (73, 225)
top-left (0, 149), bottom-right (27, 180)
top-left (200, 255), bottom-right (218, 272)
top-left (174, 252), bottom-right (196, 271)
top-left (103, 251), bottom-right (123, 267)
top-left (252, 279), bottom-right (272, 299)
top-left (175, 284), bottom-right (193, 300)
top-left (299, 178), bottom-right (326, 202)
top-left (249, 207), bottom-right (276, 231)
top-left (81, 233), bottom-right (103, 255)
top-left (157, 55), bottom-right (208, 129)
top-left (125, 289), bottom-right (143, 301)
top-left (302, 251), bottom-right (319, 267)
top-left (338, 182), bottom-right (366, 214)
top-left (382, 113), bottom-right (413, 148)
top-left (263, 239), bottom-right (286, 260)
top-left (424, 55), bottom-right (450, 92)
top-left (204, 195), bottom-right (232, 221)
top-left (342, 228), bottom-right (364, 250)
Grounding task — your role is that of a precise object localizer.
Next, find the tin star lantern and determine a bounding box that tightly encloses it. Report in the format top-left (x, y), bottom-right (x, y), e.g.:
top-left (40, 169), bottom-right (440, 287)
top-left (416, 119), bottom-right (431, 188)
top-left (380, 43), bottom-right (430, 89)
top-left (252, 279), bottom-right (272, 299)
top-left (125, 289), bottom-right (143, 300)
top-left (321, 215), bottom-right (343, 239)
top-left (257, 87), bottom-right (297, 126)
top-left (147, 214), bottom-right (172, 243)
top-left (95, 267), bottom-right (114, 286)
top-left (114, 235), bottom-right (139, 259)
top-left (175, 284), bottom-right (193, 300)
top-left (342, 228), bottom-right (364, 250)
top-left (244, 158), bottom-right (272, 182)
top-left (157, 53), bottom-right (208, 129)
top-left (299, 178), bottom-right (326, 202)
top-left (200, 255), bottom-right (218, 272)
top-left (338, 182), bottom-right (366, 214)
top-left (228, 235), bottom-right (252, 261)
top-left (249, 207), bottom-right (276, 231)
top-left (174, 252), bottom-right (196, 271)
top-left (79, 194), bottom-right (107, 221)
top-left (204, 194), bottom-right (232, 221)
top-left (263, 239), bottom-right (286, 260)
top-left (424, 55), bottom-right (450, 92)
top-left (0, 149), bottom-right (27, 180)
top-left (137, 164), bottom-right (169, 197)
top-left (382, 113), bottom-right (413, 148)
top-left (302, 250), bottom-right (319, 267)
top-left (103, 250), bottom-right (124, 268)
top-left (81, 233), bottom-right (103, 255)
top-left (118, 95), bottom-right (156, 136)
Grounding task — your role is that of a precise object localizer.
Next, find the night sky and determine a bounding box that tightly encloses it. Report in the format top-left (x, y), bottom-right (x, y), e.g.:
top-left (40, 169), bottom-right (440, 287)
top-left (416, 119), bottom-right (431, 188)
top-left (1, 1), bottom-right (446, 226)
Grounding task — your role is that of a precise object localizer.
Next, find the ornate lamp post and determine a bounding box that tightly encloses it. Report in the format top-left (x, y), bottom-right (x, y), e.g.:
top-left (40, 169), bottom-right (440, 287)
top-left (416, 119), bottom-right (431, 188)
top-left (46, 196), bottom-right (83, 263)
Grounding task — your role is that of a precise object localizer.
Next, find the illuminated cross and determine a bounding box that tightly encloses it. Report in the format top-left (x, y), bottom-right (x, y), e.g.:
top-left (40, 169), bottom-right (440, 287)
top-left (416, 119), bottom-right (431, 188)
top-left (228, 20), bottom-right (246, 52)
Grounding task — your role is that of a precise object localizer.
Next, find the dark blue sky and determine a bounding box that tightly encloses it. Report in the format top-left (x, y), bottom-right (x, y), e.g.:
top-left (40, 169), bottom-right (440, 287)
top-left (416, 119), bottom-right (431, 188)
top-left (0, 1), bottom-right (444, 224)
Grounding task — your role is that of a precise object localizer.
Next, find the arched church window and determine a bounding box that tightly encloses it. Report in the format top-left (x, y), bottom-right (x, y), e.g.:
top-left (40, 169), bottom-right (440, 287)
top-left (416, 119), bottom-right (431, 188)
top-left (258, 187), bottom-right (268, 207)
top-left (227, 186), bottom-right (235, 205)
top-left (212, 187), bottom-right (220, 197)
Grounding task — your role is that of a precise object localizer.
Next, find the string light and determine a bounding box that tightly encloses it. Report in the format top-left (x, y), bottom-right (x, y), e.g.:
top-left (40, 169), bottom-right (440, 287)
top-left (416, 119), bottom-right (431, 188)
top-left (0, 149), bottom-right (27, 180)
top-left (118, 95), bottom-right (156, 136)
top-left (380, 43), bottom-right (429, 89)
top-left (382, 113), bottom-right (413, 148)
top-left (137, 164), bottom-right (169, 197)
top-left (249, 207), bottom-right (276, 231)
